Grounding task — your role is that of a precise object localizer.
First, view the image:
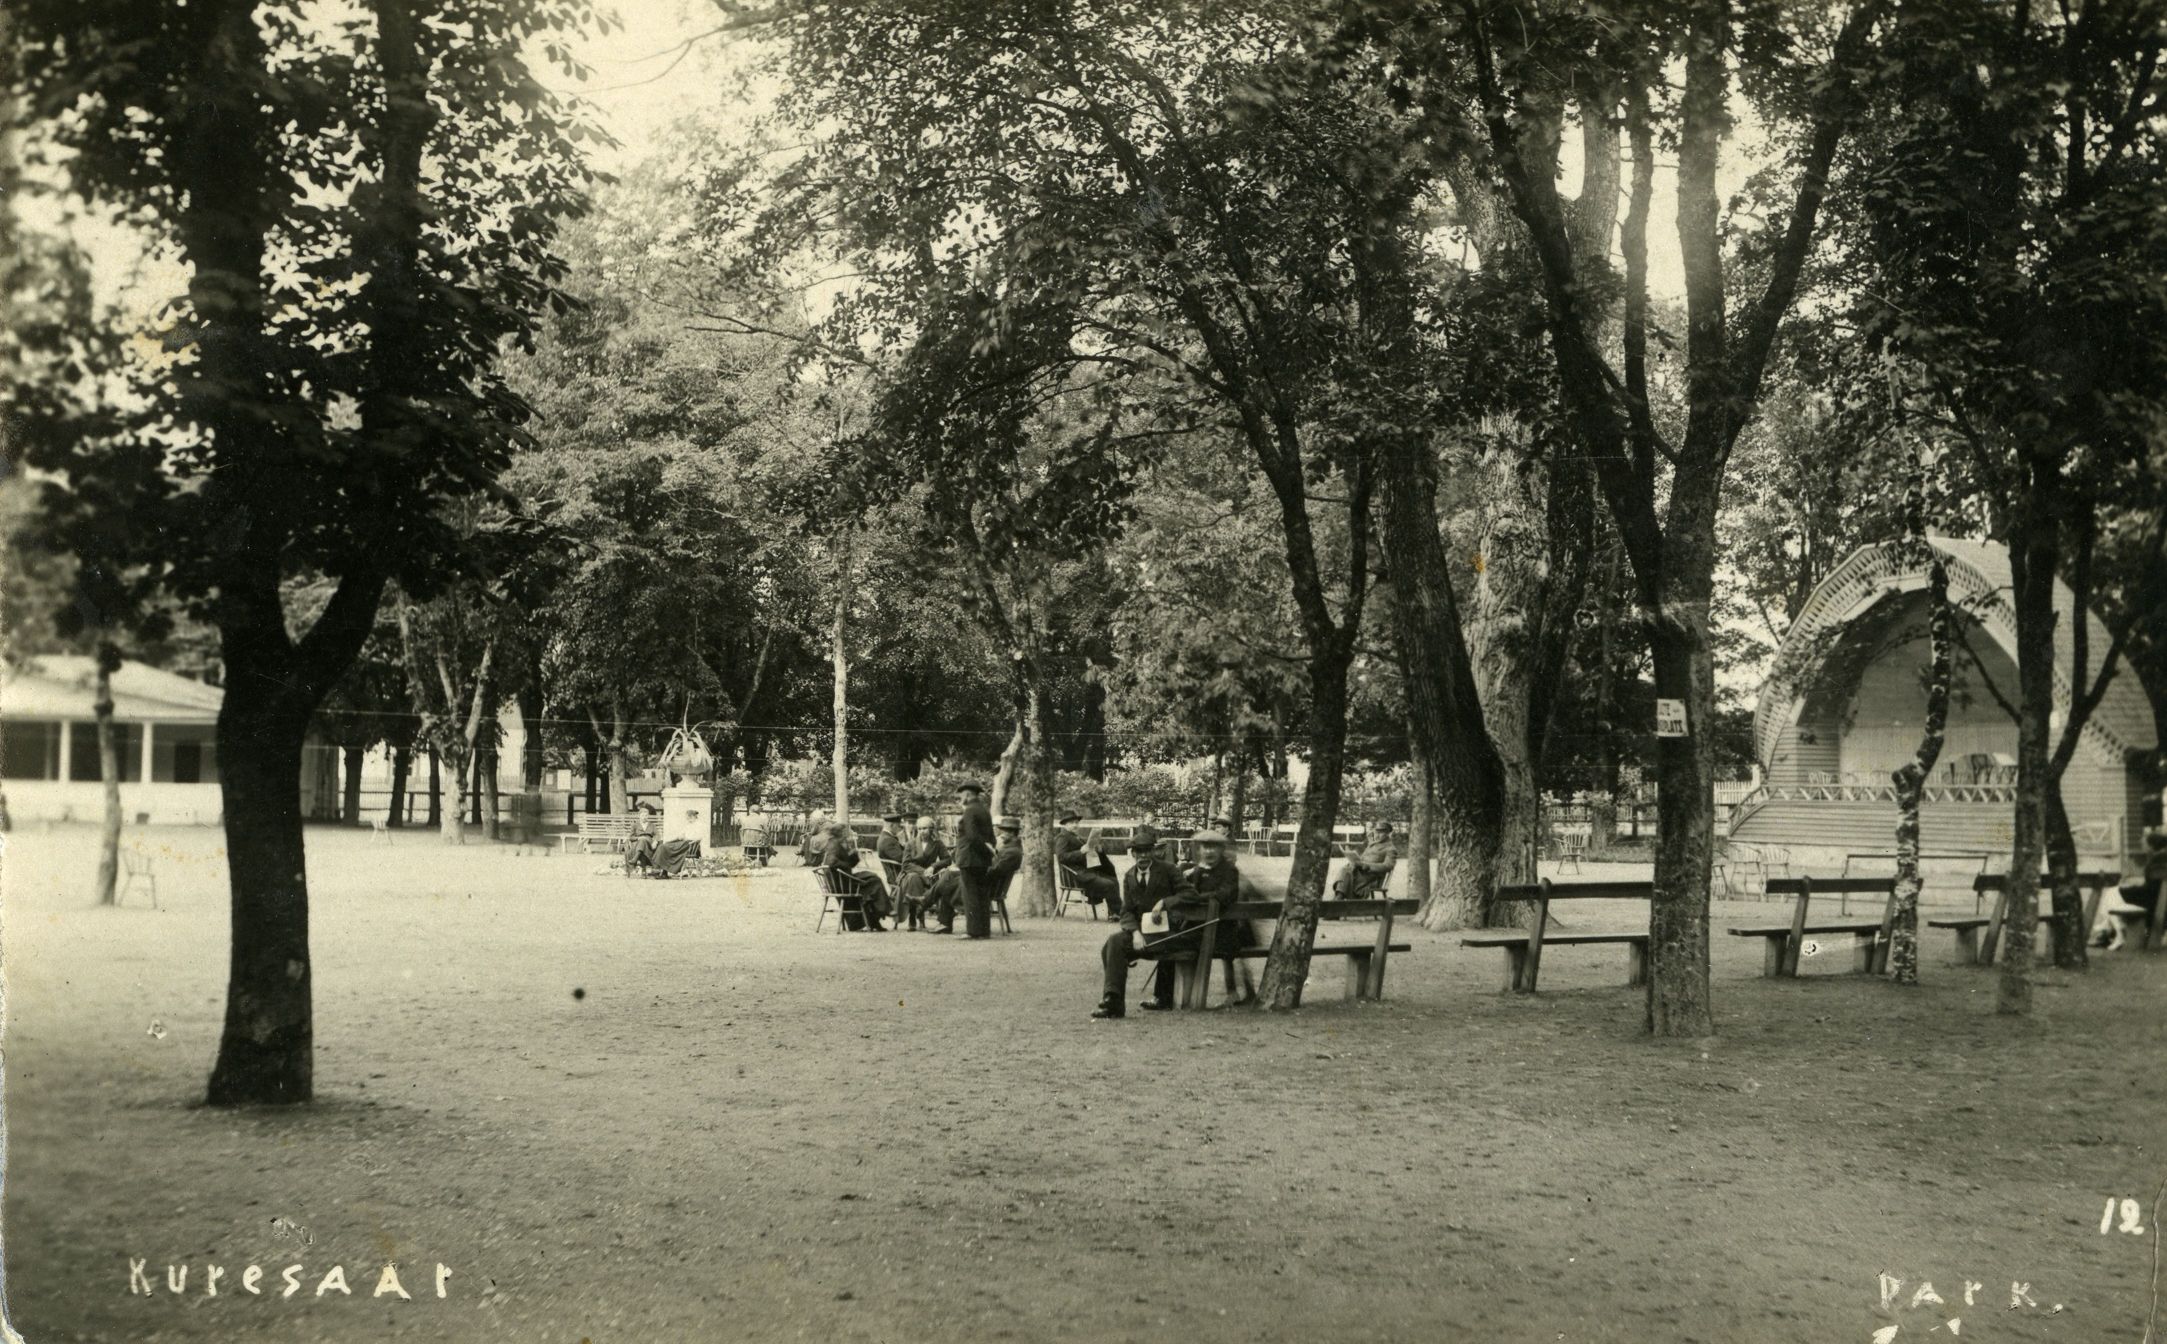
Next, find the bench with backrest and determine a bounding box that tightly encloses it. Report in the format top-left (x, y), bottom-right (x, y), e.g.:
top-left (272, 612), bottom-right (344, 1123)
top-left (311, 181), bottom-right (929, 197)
top-left (1141, 896), bottom-right (1417, 1009)
top-left (558, 814), bottom-right (644, 854)
top-left (1461, 880), bottom-right (1651, 992)
top-left (1931, 871), bottom-right (2120, 965)
top-left (1727, 876), bottom-right (1897, 977)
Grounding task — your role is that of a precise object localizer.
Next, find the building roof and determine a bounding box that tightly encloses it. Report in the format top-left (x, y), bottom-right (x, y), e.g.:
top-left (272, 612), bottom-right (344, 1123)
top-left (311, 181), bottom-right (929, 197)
top-left (1754, 535), bottom-right (2157, 768)
top-left (1, 656), bottom-right (223, 723)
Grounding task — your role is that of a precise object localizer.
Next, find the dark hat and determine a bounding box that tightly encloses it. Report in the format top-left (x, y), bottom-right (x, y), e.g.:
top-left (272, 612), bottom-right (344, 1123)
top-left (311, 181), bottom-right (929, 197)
top-left (1128, 825), bottom-right (1162, 852)
top-left (901, 809), bottom-right (921, 820)
top-left (996, 815), bottom-right (1022, 832)
top-left (1057, 810), bottom-right (1084, 824)
top-left (1193, 828), bottom-right (1228, 845)
top-left (956, 780), bottom-right (986, 795)
top-left (881, 812), bottom-right (903, 823)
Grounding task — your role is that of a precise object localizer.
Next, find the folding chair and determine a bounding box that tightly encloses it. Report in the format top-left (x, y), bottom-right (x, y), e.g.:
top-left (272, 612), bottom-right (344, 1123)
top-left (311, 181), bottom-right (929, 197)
top-left (369, 817), bottom-right (391, 845)
top-left (987, 870), bottom-right (1015, 934)
top-left (120, 849), bottom-right (158, 909)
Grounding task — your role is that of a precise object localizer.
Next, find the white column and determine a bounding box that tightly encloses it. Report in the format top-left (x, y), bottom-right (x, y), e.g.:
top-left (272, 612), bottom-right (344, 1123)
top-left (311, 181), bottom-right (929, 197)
top-left (140, 721), bottom-right (156, 784)
top-left (57, 720), bottom-right (72, 782)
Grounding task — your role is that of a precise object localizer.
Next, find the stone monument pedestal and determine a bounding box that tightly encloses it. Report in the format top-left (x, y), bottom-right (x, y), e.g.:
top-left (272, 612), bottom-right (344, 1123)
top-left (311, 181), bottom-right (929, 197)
top-left (662, 784), bottom-right (713, 848)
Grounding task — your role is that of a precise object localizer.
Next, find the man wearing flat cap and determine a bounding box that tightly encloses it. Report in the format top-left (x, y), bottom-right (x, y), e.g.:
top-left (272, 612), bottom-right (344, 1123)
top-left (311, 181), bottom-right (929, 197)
top-left (1055, 810), bottom-right (1119, 917)
top-left (1181, 828), bottom-right (1258, 1005)
top-left (1092, 826), bottom-right (1202, 1018)
top-left (954, 781), bottom-right (997, 939)
top-left (987, 815), bottom-right (1024, 908)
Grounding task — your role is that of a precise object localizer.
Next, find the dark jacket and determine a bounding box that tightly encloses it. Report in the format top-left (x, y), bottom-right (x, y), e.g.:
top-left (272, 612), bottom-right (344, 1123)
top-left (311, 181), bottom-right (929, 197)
top-left (956, 800), bottom-right (996, 869)
top-left (818, 834), bottom-right (861, 872)
top-left (876, 830), bottom-right (910, 867)
top-left (988, 839), bottom-right (1023, 888)
top-left (1119, 858), bottom-right (1196, 937)
top-left (910, 831), bottom-right (950, 872)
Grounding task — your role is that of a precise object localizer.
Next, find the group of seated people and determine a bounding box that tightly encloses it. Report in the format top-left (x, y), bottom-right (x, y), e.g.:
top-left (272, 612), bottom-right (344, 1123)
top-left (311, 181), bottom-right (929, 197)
top-left (801, 783), bottom-right (1024, 935)
top-left (623, 803), bottom-right (704, 878)
top-left (1090, 823), bottom-right (1262, 1019)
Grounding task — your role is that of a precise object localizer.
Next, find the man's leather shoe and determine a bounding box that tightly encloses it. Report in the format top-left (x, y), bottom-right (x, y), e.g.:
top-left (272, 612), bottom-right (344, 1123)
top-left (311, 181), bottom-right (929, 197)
top-left (1140, 999), bottom-right (1174, 1012)
top-left (1091, 1000), bottom-right (1125, 1019)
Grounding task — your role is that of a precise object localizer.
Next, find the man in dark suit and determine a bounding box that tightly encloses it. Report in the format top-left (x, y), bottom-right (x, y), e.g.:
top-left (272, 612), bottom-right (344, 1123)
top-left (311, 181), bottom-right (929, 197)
top-left (954, 781), bottom-right (997, 938)
top-left (1092, 826), bottom-right (1202, 1018)
top-left (1055, 810), bottom-right (1119, 916)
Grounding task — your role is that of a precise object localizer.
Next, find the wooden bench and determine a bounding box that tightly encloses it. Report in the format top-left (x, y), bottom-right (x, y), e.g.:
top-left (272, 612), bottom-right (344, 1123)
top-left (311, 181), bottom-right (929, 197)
top-left (1931, 870), bottom-right (2120, 965)
top-left (1150, 897), bottom-right (1417, 1009)
top-left (1727, 876), bottom-right (1896, 977)
top-left (557, 814), bottom-right (644, 854)
top-left (1462, 880), bottom-right (1651, 992)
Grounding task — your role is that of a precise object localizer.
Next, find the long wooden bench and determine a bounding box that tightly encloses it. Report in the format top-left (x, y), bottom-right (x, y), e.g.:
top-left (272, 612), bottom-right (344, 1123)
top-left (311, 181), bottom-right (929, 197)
top-left (1931, 870), bottom-right (2120, 965)
top-left (1727, 876), bottom-right (1896, 977)
top-left (1462, 880), bottom-right (1651, 992)
top-left (1148, 897), bottom-right (1417, 1009)
top-left (557, 814), bottom-right (644, 854)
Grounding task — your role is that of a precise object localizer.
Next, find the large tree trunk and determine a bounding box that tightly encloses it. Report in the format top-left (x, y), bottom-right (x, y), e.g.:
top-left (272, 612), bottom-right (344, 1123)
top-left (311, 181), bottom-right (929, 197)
top-left (1645, 565), bottom-right (1719, 1037)
top-left (1258, 655), bottom-right (1353, 1008)
top-left (2041, 786), bottom-right (2089, 969)
top-left (206, 686), bottom-right (316, 1104)
top-left (1405, 735), bottom-right (1432, 909)
top-left (990, 722), bottom-right (1023, 817)
top-left (1888, 553), bottom-right (1952, 985)
top-left (831, 536), bottom-right (852, 824)
top-left (519, 676), bottom-right (545, 790)
top-left (439, 739), bottom-right (469, 843)
top-left (94, 647), bottom-right (122, 907)
top-left (388, 743), bottom-right (411, 828)
top-left (340, 745), bottom-right (365, 826)
top-left (2000, 474), bottom-right (2062, 1014)
top-left (205, 568), bottom-right (385, 1106)
top-left (607, 699), bottom-right (630, 815)
top-left (1016, 679), bottom-right (1058, 917)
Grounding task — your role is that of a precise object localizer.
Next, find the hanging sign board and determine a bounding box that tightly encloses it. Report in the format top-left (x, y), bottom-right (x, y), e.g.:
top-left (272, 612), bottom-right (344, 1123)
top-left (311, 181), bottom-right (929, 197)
top-left (1655, 698), bottom-right (1688, 738)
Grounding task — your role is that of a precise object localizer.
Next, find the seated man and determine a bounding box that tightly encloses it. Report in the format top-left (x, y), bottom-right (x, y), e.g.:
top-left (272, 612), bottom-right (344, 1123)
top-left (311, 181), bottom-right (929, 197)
top-left (1092, 826), bottom-right (1203, 1019)
top-left (987, 815), bottom-right (1024, 903)
top-left (908, 814), bottom-right (954, 932)
top-left (818, 821), bottom-right (891, 931)
top-left (1180, 828), bottom-right (1257, 1005)
top-left (1055, 810), bottom-right (1120, 915)
top-left (1331, 822), bottom-right (1397, 900)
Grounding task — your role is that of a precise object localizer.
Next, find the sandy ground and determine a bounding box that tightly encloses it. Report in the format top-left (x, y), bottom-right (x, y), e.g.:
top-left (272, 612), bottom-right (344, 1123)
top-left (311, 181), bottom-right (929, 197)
top-left (3, 824), bottom-right (2163, 1344)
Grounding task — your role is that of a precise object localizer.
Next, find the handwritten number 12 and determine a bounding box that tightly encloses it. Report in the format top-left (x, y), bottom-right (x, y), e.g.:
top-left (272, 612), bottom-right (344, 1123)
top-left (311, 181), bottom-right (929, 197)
top-left (2101, 1197), bottom-right (2146, 1235)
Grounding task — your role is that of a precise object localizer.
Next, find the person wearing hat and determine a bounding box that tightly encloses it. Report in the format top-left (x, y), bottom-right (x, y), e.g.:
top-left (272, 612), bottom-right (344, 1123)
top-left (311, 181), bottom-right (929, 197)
top-left (1331, 820), bottom-right (1398, 900)
top-left (1092, 825), bottom-right (1201, 1018)
top-left (1181, 828), bottom-right (1258, 1005)
top-left (817, 820), bottom-right (892, 930)
top-left (1055, 810), bottom-right (1119, 917)
top-left (954, 781), bottom-right (997, 939)
top-left (873, 811), bottom-right (913, 923)
top-left (986, 815), bottom-right (1025, 911)
top-left (908, 812), bottom-right (953, 932)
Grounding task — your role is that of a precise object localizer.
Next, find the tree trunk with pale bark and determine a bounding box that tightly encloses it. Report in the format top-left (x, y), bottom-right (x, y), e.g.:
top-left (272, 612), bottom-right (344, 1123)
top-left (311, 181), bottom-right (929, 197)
top-left (1888, 553), bottom-right (1952, 985)
top-left (94, 647), bottom-right (122, 907)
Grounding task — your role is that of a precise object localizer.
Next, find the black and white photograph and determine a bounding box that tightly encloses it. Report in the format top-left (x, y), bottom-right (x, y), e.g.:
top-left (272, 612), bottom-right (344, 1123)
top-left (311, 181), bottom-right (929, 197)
top-left (2, 0), bottom-right (2164, 1339)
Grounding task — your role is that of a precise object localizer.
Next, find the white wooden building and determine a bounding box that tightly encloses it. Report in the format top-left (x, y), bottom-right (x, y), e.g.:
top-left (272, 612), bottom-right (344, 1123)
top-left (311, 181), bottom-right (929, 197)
top-left (1, 656), bottom-right (225, 825)
top-left (1734, 537), bottom-right (2159, 868)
